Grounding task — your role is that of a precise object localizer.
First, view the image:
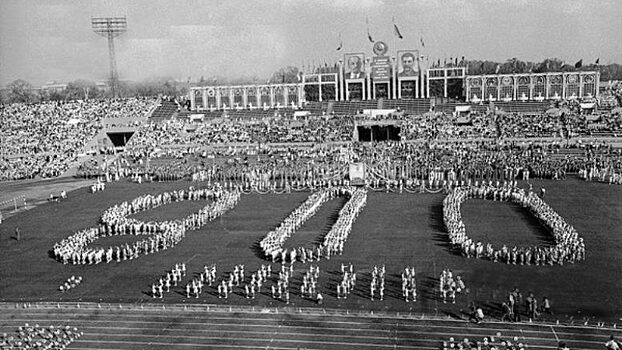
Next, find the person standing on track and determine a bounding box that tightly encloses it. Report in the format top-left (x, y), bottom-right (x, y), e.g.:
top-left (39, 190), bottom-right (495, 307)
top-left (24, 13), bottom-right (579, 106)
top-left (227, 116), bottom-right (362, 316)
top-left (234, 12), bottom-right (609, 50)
top-left (606, 335), bottom-right (621, 350)
top-left (542, 296), bottom-right (552, 315)
top-left (501, 302), bottom-right (514, 322)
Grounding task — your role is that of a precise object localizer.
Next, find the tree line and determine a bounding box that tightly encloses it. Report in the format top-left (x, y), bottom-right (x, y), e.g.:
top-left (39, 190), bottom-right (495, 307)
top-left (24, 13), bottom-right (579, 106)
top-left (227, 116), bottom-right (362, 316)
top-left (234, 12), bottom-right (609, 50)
top-left (462, 58), bottom-right (622, 80)
top-left (0, 77), bottom-right (189, 104)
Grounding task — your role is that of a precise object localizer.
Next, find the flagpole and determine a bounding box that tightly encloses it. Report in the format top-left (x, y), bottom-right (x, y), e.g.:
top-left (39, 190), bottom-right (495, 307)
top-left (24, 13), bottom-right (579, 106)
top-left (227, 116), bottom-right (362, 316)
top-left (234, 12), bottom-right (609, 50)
top-left (392, 20), bottom-right (396, 99)
top-left (419, 33), bottom-right (424, 98)
top-left (392, 17), bottom-right (404, 100)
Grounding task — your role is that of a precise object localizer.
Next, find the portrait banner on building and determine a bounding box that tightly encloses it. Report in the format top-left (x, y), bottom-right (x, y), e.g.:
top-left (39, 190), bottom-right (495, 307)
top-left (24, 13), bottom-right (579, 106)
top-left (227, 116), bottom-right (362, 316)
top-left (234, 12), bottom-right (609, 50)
top-left (344, 53), bottom-right (366, 80)
top-left (397, 50), bottom-right (419, 78)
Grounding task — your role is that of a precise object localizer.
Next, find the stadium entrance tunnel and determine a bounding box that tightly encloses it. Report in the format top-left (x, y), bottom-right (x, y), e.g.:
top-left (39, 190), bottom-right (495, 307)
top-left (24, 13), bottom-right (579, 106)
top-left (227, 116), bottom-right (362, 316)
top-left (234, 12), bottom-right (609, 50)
top-left (356, 125), bottom-right (401, 142)
top-left (106, 132), bottom-right (135, 147)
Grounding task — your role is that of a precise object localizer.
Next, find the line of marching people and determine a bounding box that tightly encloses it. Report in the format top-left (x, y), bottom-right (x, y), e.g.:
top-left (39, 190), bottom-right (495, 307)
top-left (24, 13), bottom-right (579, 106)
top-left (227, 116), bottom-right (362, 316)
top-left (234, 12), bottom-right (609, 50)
top-left (259, 186), bottom-right (367, 264)
top-left (52, 186), bottom-right (240, 266)
top-left (439, 269), bottom-right (467, 304)
top-left (151, 263), bottom-right (187, 299)
top-left (142, 262), bottom-right (471, 313)
top-left (443, 184), bottom-right (585, 266)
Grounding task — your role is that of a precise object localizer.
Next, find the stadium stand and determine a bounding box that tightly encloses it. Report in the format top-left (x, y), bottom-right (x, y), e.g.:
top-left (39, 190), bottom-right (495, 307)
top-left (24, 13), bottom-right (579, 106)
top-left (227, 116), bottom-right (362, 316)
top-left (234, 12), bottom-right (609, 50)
top-left (149, 100), bottom-right (179, 122)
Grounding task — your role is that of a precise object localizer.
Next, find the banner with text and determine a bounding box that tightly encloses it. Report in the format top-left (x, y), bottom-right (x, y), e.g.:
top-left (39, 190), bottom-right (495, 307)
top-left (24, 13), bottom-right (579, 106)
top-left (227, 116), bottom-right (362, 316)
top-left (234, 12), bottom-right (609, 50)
top-left (371, 56), bottom-right (391, 82)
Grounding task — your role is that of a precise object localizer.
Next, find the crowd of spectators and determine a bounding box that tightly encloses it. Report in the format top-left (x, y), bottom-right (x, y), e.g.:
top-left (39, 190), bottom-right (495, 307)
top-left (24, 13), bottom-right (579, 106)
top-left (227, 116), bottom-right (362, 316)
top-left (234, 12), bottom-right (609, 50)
top-left (399, 112), bottom-right (498, 140)
top-left (3, 95), bottom-right (622, 183)
top-left (77, 135), bottom-right (622, 192)
top-left (497, 113), bottom-right (563, 138)
top-left (126, 115), bottom-right (354, 150)
top-left (123, 108), bottom-right (622, 156)
top-left (0, 98), bottom-right (157, 181)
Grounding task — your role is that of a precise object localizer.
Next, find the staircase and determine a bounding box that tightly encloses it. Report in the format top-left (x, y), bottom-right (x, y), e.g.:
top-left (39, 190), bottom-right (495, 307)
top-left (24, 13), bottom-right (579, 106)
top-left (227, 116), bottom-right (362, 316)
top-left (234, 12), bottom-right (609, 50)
top-left (326, 101), bottom-right (335, 115)
top-left (149, 100), bottom-right (179, 122)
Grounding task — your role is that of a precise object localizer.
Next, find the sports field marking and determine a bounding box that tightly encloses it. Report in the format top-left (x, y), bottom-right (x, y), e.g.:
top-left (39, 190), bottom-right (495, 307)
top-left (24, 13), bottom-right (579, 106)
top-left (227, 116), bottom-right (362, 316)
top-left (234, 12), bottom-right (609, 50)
top-left (0, 320), bottom-right (577, 346)
top-left (5, 306), bottom-right (619, 332)
top-left (1, 312), bottom-right (614, 339)
top-left (550, 324), bottom-right (560, 342)
top-left (72, 337), bottom-right (432, 349)
top-left (67, 343), bottom-right (312, 350)
top-left (71, 327), bottom-right (569, 345)
top-left (1, 310), bottom-right (607, 349)
top-left (0, 315), bottom-right (550, 334)
top-left (184, 253), bottom-right (199, 264)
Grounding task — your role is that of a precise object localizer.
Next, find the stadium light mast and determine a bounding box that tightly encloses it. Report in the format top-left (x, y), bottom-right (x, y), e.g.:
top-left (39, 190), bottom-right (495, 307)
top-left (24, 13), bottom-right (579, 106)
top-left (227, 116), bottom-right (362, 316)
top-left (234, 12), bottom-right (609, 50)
top-left (92, 17), bottom-right (127, 98)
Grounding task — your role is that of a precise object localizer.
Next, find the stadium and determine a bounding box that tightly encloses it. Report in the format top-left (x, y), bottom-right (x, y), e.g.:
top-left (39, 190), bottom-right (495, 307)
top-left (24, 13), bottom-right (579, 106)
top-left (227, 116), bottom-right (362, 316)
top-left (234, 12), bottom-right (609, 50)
top-left (1, 1), bottom-right (622, 349)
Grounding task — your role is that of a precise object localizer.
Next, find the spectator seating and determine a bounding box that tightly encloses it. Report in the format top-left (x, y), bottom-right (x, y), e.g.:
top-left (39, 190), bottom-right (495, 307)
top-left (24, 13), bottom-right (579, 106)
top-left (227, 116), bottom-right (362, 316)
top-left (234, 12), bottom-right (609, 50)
top-left (149, 100), bottom-right (178, 122)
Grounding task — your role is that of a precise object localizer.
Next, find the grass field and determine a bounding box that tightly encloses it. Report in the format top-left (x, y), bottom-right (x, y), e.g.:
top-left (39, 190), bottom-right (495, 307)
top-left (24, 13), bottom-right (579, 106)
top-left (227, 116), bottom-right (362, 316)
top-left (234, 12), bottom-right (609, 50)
top-left (0, 177), bottom-right (621, 328)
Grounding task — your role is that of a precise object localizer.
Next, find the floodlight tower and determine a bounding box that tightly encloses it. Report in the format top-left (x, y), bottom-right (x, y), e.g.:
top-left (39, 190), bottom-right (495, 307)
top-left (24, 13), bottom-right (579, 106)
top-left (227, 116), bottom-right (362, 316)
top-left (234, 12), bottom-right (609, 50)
top-left (92, 17), bottom-right (127, 98)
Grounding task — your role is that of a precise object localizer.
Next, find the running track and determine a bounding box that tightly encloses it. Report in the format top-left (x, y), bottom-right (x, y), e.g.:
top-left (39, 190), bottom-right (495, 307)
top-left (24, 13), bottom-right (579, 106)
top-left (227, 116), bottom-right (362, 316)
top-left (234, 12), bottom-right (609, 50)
top-left (1, 303), bottom-right (619, 349)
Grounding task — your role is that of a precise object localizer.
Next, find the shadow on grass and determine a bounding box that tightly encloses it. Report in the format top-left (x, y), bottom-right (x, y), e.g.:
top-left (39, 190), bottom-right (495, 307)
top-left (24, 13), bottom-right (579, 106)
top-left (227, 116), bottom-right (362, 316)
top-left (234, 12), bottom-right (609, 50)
top-left (430, 202), bottom-right (462, 257)
top-left (250, 238), bottom-right (269, 262)
top-left (429, 203), bottom-right (446, 232)
top-left (314, 197), bottom-right (347, 246)
top-left (420, 276), bottom-right (443, 302)
top-left (47, 250), bottom-right (56, 261)
top-left (510, 205), bottom-right (557, 246)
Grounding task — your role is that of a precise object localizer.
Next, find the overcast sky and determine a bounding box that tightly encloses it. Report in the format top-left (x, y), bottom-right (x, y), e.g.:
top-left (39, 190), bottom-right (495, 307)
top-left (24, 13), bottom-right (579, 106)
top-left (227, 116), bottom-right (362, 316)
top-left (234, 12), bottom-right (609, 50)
top-left (1, 0), bottom-right (621, 86)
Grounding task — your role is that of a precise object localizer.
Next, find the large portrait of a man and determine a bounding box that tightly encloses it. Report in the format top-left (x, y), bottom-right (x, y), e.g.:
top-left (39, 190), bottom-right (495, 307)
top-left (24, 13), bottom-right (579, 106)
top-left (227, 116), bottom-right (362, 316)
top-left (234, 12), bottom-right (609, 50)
top-left (398, 50), bottom-right (419, 77)
top-left (344, 53), bottom-right (366, 80)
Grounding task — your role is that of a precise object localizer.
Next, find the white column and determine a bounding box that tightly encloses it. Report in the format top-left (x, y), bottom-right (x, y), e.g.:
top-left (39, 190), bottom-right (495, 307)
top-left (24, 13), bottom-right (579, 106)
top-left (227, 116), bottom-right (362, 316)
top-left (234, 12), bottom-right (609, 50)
top-left (595, 72), bottom-right (600, 98)
top-left (366, 57), bottom-right (372, 100)
top-left (189, 88), bottom-right (196, 110)
top-left (545, 74), bottom-right (550, 100)
top-left (392, 57), bottom-right (397, 99)
top-left (339, 60), bottom-right (344, 101)
top-left (270, 86), bottom-right (275, 107)
top-left (216, 88), bottom-right (222, 110)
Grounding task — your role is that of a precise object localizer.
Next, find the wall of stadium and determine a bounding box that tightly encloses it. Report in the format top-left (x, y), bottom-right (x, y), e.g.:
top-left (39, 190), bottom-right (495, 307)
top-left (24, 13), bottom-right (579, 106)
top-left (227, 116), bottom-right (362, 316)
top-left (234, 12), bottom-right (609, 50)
top-left (465, 71), bottom-right (599, 103)
top-left (190, 84), bottom-right (304, 111)
top-left (189, 42), bottom-right (432, 111)
top-left (188, 66), bottom-right (598, 111)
